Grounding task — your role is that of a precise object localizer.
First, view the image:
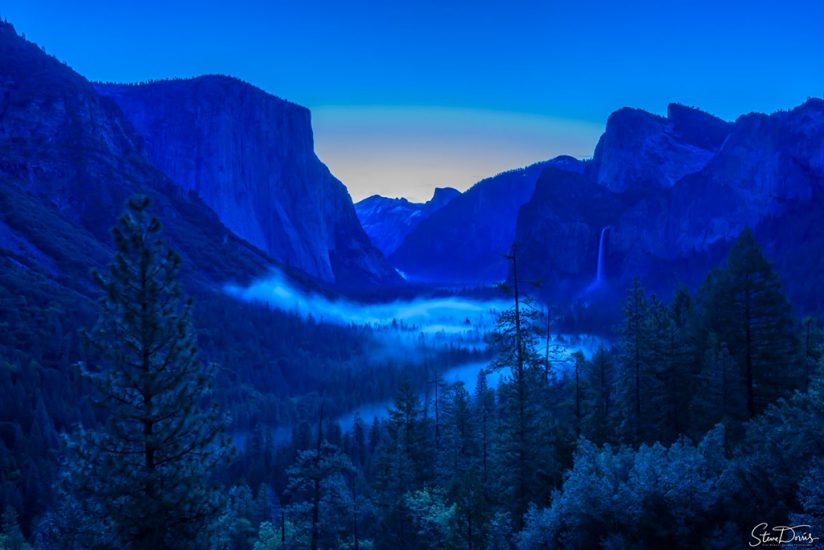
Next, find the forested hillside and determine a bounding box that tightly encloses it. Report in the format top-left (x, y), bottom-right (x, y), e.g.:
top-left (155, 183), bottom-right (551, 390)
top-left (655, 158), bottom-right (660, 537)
top-left (2, 9), bottom-right (823, 550)
top-left (4, 195), bottom-right (821, 548)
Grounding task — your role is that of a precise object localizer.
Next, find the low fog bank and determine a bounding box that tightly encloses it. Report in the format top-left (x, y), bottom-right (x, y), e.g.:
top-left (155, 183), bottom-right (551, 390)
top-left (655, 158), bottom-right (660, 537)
top-left (336, 339), bottom-right (605, 433)
top-left (225, 269), bottom-right (510, 338)
top-left (226, 269), bottom-right (608, 437)
top-left (224, 268), bottom-right (607, 374)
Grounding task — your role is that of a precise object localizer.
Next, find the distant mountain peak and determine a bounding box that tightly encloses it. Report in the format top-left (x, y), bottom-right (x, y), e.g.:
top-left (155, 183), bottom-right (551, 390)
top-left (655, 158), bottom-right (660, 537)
top-left (355, 186), bottom-right (461, 257)
top-left (798, 96), bottom-right (824, 110)
top-left (388, 158), bottom-right (578, 284)
top-left (590, 103), bottom-right (731, 193)
top-left (666, 103), bottom-right (732, 150)
top-left (428, 187), bottom-right (461, 208)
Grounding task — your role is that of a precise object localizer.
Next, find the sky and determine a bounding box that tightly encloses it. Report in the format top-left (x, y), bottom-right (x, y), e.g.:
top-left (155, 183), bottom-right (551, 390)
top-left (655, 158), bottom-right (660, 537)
top-left (3, 0), bottom-right (823, 201)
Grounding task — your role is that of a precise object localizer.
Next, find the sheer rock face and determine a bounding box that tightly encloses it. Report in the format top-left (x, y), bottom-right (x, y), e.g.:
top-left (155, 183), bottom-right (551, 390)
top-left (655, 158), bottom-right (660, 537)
top-left (97, 77), bottom-right (399, 286)
top-left (514, 99), bottom-right (824, 305)
top-left (389, 157), bottom-right (584, 284)
top-left (588, 104), bottom-right (732, 193)
top-left (516, 168), bottom-right (626, 290)
top-left (355, 187), bottom-right (460, 257)
top-left (667, 101), bottom-right (824, 253)
top-left (0, 21), bottom-right (277, 289)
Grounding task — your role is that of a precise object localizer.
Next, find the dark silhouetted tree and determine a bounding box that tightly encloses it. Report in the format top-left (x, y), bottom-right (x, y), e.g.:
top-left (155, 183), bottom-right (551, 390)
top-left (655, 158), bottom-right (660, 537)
top-left (616, 278), bottom-right (651, 444)
top-left (1, 506), bottom-right (31, 550)
top-left (65, 196), bottom-right (229, 548)
top-left (696, 229), bottom-right (799, 418)
top-left (583, 345), bottom-right (615, 444)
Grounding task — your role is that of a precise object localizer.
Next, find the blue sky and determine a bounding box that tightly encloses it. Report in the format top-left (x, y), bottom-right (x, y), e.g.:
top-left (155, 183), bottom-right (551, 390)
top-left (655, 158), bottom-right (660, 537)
top-left (4, 0), bottom-right (823, 201)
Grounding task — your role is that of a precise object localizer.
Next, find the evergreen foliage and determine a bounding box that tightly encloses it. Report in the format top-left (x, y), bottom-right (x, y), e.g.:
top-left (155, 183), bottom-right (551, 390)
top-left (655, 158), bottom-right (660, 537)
top-left (694, 228), bottom-right (799, 418)
top-left (4, 208), bottom-right (824, 549)
top-left (62, 197), bottom-right (230, 548)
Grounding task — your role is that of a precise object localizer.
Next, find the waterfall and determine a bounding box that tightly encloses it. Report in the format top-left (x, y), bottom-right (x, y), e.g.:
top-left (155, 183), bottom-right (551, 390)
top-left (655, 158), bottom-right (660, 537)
top-left (595, 225), bottom-right (610, 285)
top-left (583, 226), bottom-right (611, 294)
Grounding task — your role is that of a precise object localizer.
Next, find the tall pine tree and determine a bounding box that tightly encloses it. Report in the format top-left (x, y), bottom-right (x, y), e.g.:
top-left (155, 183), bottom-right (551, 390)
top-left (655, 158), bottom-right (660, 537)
top-left (66, 197), bottom-right (229, 548)
top-left (490, 248), bottom-right (547, 528)
top-left (582, 345), bottom-right (615, 445)
top-left (696, 229), bottom-right (799, 418)
top-left (373, 380), bottom-right (432, 549)
top-left (616, 278), bottom-right (652, 444)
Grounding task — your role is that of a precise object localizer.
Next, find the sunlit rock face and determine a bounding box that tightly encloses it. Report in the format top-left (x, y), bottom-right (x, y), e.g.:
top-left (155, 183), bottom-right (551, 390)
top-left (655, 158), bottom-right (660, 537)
top-left (355, 187), bottom-right (460, 256)
top-left (97, 77), bottom-right (399, 287)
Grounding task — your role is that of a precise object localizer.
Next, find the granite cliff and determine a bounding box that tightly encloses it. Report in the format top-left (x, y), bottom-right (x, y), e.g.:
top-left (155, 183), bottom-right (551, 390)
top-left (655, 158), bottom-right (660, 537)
top-left (515, 100), bottom-right (824, 309)
top-left (97, 77), bottom-right (398, 286)
top-left (389, 156), bottom-right (584, 283)
top-left (0, 21), bottom-right (276, 293)
top-left (355, 187), bottom-right (460, 257)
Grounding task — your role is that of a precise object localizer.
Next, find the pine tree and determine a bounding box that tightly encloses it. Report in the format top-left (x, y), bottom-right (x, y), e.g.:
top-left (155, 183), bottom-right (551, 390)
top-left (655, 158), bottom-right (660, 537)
top-left (692, 334), bottom-right (746, 433)
top-left (616, 278), bottom-right (651, 444)
top-left (644, 294), bottom-right (677, 441)
top-left (350, 413), bottom-right (368, 472)
top-left (583, 345), bottom-right (615, 444)
top-left (386, 380), bottom-right (431, 489)
top-left (697, 229), bottom-right (799, 418)
top-left (489, 287), bottom-right (546, 526)
top-left (285, 438), bottom-right (354, 549)
top-left (571, 351), bottom-right (585, 437)
top-left (1, 506), bottom-right (31, 550)
top-left (542, 304), bottom-right (566, 384)
top-left (66, 196), bottom-right (229, 548)
top-left (800, 316), bottom-right (823, 392)
top-left (438, 382), bottom-right (483, 548)
top-left (665, 287), bottom-right (699, 437)
top-left (474, 370), bottom-right (495, 497)
top-left (373, 380), bottom-right (432, 549)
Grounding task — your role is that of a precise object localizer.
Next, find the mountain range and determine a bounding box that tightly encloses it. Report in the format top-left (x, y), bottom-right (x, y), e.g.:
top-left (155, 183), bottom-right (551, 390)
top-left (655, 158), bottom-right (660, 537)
top-left (362, 100), bottom-right (824, 313)
top-left (2, 18), bottom-right (824, 316)
top-left (516, 99), bottom-right (824, 310)
top-left (0, 20), bottom-right (398, 301)
top-left (355, 187), bottom-right (460, 257)
top-left (387, 156), bottom-right (584, 283)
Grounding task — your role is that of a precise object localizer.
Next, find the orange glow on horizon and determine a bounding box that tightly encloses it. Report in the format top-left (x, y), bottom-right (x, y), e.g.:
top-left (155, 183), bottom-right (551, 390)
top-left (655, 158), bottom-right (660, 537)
top-left (312, 106), bottom-right (603, 203)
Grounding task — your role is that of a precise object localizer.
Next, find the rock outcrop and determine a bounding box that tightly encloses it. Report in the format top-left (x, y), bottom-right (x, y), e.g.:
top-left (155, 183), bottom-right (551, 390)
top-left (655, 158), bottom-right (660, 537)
top-left (355, 187), bottom-right (460, 256)
top-left (0, 21), bottom-right (275, 291)
top-left (514, 99), bottom-right (824, 309)
top-left (390, 157), bottom-right (584, 283)
top-left (96, 77), bottom-right (399, 286)
top-left (587, 104), bottom-right (732, 193)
